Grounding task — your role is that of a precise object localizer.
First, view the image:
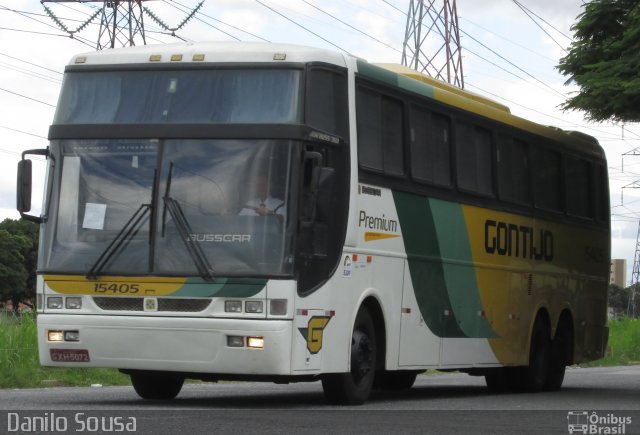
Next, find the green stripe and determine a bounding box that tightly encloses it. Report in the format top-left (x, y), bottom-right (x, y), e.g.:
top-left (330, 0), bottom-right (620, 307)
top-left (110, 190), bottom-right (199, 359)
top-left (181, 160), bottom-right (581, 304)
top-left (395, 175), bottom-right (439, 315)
top-left (171, 277), bottom-right (267, 298)
top-left (394, 192), bottom-right (497, 338)
top-left (356, 60), bottom-right (434, 99)
top-left (429, 199), bottom-right (497, 338)
top-left (394, 191), bottom-right (466, 337)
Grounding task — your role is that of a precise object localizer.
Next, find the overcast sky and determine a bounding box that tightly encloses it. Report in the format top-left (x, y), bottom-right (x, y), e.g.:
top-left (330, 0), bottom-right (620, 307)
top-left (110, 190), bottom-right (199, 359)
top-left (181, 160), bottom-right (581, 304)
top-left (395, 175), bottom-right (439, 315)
top-left (1, 0), bottom-right (639, 282)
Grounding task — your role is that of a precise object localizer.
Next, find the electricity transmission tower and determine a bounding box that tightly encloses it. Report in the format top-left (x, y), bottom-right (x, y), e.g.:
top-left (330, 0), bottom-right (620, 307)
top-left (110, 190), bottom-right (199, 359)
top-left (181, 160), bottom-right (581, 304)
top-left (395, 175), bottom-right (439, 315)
top-left (42, 0), bottom-right (203, 50)
top-left (402, 0), bottom-right (464, 88)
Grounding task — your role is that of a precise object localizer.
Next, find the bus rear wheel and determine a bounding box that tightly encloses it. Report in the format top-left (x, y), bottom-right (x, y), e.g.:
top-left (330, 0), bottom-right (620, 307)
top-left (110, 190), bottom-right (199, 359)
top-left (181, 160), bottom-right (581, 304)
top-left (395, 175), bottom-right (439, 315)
top-left (322, 308), bottom-right (377, 405)
top-left (545, 317), bottom-right (573, 391)
top-left (511, 316), bottom-right (551, 392)
top-left (130, 371), bottom-right (184, 400)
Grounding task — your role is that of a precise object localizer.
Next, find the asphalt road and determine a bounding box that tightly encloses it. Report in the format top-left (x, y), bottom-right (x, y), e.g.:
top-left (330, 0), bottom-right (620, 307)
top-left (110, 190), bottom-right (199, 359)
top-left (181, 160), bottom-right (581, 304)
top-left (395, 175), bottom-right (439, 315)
top-left (2, 366), bottom-right (640, 434)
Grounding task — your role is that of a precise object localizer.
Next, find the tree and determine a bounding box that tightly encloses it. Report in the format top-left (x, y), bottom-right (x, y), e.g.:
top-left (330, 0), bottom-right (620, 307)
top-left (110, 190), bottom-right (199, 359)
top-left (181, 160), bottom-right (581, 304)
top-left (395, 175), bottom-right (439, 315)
top-left (557, 0), bottom-right (640, 123)
top-left (0, 219), bottom-right (39, 314)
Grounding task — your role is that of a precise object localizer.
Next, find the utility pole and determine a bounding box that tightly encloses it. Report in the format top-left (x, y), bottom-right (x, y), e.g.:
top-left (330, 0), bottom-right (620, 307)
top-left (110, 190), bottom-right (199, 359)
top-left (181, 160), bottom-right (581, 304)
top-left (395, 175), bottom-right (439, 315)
top-left (42, 0), bottom-right (203, 50)
top-left (402, 0), bottom-right (464, 88)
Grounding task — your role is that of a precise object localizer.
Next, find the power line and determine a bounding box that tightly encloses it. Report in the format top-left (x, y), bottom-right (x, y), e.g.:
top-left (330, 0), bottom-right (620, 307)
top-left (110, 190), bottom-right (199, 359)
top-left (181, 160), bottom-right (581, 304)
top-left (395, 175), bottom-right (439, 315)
top-left (254, 0), bottom-right (352, 55)
top-left (0, 87), bottom-right (56, 107)
top-left (0, 125), bottom-right (47, 140)
top-left (300, 0), bottom-right (400, 53)
top-left (0, 52), bottom-right (63, 76)
top-left (511, 0), bottom-right (567, 53)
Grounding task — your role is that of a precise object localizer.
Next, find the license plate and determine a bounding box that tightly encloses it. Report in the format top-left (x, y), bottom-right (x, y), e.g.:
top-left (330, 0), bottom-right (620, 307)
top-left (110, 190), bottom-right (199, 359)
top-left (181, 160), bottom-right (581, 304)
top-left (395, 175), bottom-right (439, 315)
top-left (50, 349), bottom-right (90, 362)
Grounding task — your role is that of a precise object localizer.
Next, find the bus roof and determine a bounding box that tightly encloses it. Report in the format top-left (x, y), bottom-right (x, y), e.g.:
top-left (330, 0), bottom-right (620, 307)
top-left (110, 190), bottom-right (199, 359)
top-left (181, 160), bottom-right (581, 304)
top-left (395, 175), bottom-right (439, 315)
top-left (66, 41), bottom-right (348, 68)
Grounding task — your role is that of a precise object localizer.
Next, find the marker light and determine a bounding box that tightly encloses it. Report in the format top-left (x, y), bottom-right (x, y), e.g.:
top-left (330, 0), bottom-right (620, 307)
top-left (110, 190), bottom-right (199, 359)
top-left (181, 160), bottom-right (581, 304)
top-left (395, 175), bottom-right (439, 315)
top-left (247, 337), bottom-right (264, 349)
top-left (269, 299), bottom-right (287, 316)
top-left (47, 330), bottom-right (64, 342)
top-left (225, 300), bottom-right (242, 313)
top-left (227, 336), bottom-right (244, 348)
top-left (47, 297), bottom-right (63, 309)
top-left (245, 301), bottom-right (264, 314)
top-left (65, 297), bottom-right (82, 309)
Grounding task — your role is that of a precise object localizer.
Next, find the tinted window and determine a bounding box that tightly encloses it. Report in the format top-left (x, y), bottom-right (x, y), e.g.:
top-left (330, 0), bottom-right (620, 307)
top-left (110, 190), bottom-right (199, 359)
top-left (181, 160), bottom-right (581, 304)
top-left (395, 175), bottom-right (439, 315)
top-left (306, 68), bottom-right (348, 139)
top-left (498, 138), bottom-right (531, 205)
top-left (356, 88), bottom-right (404, 176)
top-left (410, 107), bottom-right (451, 187)
top-left (455, 123), bottom-right (493, 195)
top-left (533, 146), bottom-right (562, 212)
top-left (566, 156), bottom-right (592, 218)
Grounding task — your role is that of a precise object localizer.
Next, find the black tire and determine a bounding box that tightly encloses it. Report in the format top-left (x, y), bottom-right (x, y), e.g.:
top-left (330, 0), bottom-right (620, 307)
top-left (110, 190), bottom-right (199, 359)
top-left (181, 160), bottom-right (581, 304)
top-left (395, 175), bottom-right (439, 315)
top-left (512, 316), bottom-right (551, 392)
top-left (484, 368), bottom-right (511, 393)
top-left (322, 309), bottom-right (377, 405)
top-left (130, 371), bottom-right (184, 400)
top-left (545, 318), bottom-right (573, 391)
top-left (374, 370), bottom-right (420, 390)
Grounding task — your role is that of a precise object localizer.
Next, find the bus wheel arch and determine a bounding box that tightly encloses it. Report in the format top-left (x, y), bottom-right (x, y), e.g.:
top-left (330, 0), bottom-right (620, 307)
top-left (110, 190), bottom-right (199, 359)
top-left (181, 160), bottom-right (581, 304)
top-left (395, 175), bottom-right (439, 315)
top-left (321, 297), bottom-right (384, 405)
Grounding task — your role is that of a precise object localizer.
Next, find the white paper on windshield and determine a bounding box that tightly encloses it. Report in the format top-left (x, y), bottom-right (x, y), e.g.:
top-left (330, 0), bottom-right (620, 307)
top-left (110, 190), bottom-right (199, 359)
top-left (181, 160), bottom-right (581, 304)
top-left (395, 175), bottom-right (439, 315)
top-left (82, 203), bottom-right (107, 230)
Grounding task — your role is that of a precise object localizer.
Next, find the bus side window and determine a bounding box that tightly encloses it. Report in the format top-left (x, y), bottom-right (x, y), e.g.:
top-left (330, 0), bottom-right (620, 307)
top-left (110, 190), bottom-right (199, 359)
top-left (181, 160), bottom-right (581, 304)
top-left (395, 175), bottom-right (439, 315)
top-left (497, 137), bottom-right (531, 206)
top-left (565, 155), bottom-right (593, 219)
top-left (306, 67), bottom-right (348, 140)
top-left (410, 107), bottom-right (451, 188)
top-left (455, 122), bottom-right (493, 196)
top-left (356, 87), bottom-right (404, 177)
top-left (533, 146), bottom-right (562, 213)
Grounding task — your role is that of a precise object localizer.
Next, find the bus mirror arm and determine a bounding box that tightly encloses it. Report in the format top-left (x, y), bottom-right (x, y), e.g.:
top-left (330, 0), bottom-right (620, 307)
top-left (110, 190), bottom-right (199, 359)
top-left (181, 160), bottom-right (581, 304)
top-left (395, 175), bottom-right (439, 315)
top-left (17, 148), bottom-right (49, 224)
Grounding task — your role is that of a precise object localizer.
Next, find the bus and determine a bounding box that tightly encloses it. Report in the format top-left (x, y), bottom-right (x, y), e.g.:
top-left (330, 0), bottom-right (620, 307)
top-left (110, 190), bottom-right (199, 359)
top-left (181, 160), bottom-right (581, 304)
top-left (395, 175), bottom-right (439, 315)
top-left (17, 42), bottom-right (610, 405)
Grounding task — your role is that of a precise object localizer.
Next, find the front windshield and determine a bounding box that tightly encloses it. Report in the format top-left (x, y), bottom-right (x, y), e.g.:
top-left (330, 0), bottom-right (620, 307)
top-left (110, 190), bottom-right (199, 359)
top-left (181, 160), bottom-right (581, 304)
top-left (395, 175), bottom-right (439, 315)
top-left (43, 139), bottom-right (296, 277)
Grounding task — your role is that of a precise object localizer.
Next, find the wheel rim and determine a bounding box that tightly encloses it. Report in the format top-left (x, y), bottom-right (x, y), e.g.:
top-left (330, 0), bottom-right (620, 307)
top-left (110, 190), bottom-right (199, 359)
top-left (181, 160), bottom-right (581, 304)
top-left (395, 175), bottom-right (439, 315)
top-left (351, 329), bottom-right (374, 384)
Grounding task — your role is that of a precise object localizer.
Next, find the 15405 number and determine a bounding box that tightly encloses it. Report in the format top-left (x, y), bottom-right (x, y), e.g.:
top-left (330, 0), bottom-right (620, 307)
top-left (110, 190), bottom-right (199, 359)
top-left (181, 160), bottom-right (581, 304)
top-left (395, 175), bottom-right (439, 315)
top-left (93, 283), bottom-right (140, 294)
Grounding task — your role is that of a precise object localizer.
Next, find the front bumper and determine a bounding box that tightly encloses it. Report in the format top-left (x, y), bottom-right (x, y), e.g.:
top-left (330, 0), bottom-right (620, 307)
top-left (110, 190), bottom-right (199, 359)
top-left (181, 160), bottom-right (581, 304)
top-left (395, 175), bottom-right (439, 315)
top-left (38, 314), bottom-right (293, 375)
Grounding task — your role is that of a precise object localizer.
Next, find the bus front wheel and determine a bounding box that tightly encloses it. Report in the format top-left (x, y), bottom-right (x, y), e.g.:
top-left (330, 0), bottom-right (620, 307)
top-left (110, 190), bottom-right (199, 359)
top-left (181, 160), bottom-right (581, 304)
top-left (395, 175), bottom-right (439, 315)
top-left (130, 371), bottom-right (184, 400)
top-left (322, 308), bottom-right (377, 405)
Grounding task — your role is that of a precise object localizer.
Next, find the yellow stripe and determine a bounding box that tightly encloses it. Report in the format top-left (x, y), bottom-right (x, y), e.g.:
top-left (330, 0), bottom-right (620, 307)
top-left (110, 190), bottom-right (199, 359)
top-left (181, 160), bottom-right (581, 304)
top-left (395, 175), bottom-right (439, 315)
top-left (44, 275), bottom-right (187, 296)
top-left (364, 232), bottom-right (401, 242)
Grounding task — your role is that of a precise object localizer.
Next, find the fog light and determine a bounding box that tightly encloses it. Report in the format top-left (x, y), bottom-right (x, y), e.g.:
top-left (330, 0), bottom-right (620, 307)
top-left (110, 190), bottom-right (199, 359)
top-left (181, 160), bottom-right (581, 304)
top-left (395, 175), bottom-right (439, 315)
top-left (64, 330), bottom-right (80, 342)
top-left (245, 301), bottom-right (263, 313)
top-left (247, 336), bottom-right (264, 349)
top-left (226, 336), bottom-right (244, 347)
top-left (47, 330), bottom-right (64, 342)
top-left (269, 299), bottom-right (287, 316)
top-left (65, 297), bottom-right (82, 309)
top-left (47, 297), bottom-right (63, 309)
top-left (225, 300), bottom-right (242, 313)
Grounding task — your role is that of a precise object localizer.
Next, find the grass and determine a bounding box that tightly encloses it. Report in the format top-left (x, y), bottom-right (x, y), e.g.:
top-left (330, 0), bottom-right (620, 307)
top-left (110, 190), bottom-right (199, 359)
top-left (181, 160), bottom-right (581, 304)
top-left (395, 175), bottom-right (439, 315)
top-left (583, 317), bottom-right (640, 367)
top-left (2, 313), bottom-right (640, 389)
top-left (0, 313), bottom-right (129, 389)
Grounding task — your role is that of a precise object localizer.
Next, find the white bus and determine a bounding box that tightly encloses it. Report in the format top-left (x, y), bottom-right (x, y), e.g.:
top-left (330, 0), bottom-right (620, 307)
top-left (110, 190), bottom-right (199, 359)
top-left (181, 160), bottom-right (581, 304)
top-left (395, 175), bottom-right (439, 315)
top-left (18, 42), bottom-right (609, 405)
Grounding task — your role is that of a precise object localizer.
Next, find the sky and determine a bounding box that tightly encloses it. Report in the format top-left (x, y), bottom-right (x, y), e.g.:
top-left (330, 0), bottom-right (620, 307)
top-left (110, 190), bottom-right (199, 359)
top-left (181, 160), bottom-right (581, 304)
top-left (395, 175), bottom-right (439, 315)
top-left (1, 0), bottom-right (639, 283)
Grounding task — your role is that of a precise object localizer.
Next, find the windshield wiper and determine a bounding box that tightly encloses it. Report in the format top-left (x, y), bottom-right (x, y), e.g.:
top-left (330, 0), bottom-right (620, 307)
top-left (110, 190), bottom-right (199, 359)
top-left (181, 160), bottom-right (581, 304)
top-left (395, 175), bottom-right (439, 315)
top-left (163, 196), bottom-right (215, 281)
top-left (86, 204), bottom-right (150, 280)
top-left (161, 162), bottom-right (215, 281)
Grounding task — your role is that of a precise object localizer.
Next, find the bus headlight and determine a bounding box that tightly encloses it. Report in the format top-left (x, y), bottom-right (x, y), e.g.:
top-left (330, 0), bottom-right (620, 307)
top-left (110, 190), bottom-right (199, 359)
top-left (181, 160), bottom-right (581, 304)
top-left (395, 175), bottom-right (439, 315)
top-left (47, 297), bottom-right (63, 309)
top-left (225, 300), bottom-right (242, 313)
top-left (65, 297), bottom-right (82, 309)
top-left (245, 301), bottom-right (263, 313)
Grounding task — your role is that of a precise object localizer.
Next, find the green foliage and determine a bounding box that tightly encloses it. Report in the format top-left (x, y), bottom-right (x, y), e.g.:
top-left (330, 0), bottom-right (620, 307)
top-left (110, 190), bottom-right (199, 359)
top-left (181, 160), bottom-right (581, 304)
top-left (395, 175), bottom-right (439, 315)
top-left (0, 313), bottom-right (129, 388)
top-left (558, 0), bottom-right (640, 122)
top-left (586, 317), bottom-right (640, 366)
top-left (0, 218), bottom-right (39, 311)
